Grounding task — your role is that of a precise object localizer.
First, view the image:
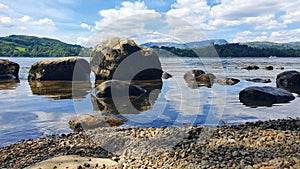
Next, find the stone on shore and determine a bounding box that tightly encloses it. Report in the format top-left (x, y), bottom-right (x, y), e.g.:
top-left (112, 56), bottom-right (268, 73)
top-left (90, 37), bottom-right (162, 81)
top-left (239, 86), bottom-right (295, 107)
top-left (28, 57), bottom-right (90, 81)
top-left (276, 70), bottom-right (300, 94)
top-left (24, 155), bottom-right (118, 169)
top-left (0, 59), bottom-right (19, 80)
top-left (69, 114), bottom-right (127, 132)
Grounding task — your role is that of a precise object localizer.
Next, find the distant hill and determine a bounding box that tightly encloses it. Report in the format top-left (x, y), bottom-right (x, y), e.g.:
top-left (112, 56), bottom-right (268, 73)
top-left (242, 41), bottom-right (300, 50)
top-left (140, 39), bottom-right (228, 49)
top-left (0, 35), bottom-right (84, 57)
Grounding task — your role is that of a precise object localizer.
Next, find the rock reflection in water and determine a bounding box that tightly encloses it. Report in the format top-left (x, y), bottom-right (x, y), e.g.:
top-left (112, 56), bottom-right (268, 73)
top-left (29, 80), bottom-right (91, 100)
top-left (0, 80), bottom-right (20, 90)
top-left (91, 80), bottom-right (162, 114)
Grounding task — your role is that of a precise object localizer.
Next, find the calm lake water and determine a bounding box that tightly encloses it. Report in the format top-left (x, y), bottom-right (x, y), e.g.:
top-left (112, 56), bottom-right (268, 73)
top-left (1, 56), bottom-right (300, 146)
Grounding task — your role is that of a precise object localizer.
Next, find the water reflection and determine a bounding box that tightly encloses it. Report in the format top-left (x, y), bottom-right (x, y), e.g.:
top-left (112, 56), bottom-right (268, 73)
top-left (29, 80), bottom-right (91, 100)
top-left (91, 80), bottom-right (162, 114)
top-left (0, 80), bottom-right (20, 90)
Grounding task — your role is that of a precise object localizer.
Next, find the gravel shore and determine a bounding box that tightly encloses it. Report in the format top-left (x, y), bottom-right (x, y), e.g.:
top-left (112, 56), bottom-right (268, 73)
top-left (1, 118), bottom-right (299, 169)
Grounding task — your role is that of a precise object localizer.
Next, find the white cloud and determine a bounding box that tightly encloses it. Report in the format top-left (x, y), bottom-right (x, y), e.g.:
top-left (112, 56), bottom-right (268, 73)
top-left (33, 18), bottom-right (54, 25)
top-left (80, 23), bottom-right (91, 30)
top-left (20, 15), bottom-right (31, 23)
top-left (233, 28), bottom-right (300, 43)
top-left (95, 1), bottom-right (160, 30)
top-left (0, 16), bottom-right (12, 24)
top-left (167, 0), bottom-right (213, 31)
top-left (0, 3), bottom-right (9, 10)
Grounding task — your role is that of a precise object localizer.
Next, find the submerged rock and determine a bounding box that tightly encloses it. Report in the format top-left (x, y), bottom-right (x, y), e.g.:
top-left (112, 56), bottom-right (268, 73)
top-left (239, 86), bottom-right (295, 107)
top-left (214, 78), bottom-right (240, 85)
top-left (94, 80), bottom-right (147, 97)
top-left (0, 59), bottom-right (19, 80)
top-left (91, 80), bottom-right (162, 114)
top-left (276, 70), bottom-right (300, 94)
top-left (90, 37), bottom-right (162, 81)
top-left (246, 78), bottom-right (272, 83)
top-left (28, 57), bottom-right (90, 81)
top-left (69, 114), bottom-right (127, 132)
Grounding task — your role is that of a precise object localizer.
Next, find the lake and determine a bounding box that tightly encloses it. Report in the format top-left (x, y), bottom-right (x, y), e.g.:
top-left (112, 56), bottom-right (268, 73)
top-left (1, 56), bottom-right (300, 147)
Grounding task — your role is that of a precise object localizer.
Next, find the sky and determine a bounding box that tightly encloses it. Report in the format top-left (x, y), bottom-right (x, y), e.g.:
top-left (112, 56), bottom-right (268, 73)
top-left (0, 0), bottom-right (300, 46)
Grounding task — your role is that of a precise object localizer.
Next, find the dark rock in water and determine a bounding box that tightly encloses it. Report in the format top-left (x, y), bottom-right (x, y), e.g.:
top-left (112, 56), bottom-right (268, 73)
top-left (0, 74), bottom-right (17, 81)
top-left (94, 80), bottom-right (147, 97)
top-left (69, 114), bottom-right (127, 132)
top-left (162, 71), bottom-right (172, 79)
top-left (246, 78), bottom-right (272, 83)
top-left (195, 73), bottom-right (216, 87)
top-left (183, 70), bottom-right (205, 81)
top-left (239, 86), bottom-right (295, 107)
top-left (276, 70), bottom-right (300, 94)
top-left (91, 80), bottom-right (162, 114)
top-left (214, 78), bottom-right (240, 85)
top-left (29, 80), bottom-right (91, 100)
top-left (0, 59), bottom-right (20, 79)
top-left (28, 57), bottom-right (90, 81)
top-left (265, 66), bottom-right (274, 70)
top-left (90, 37), bottom-right (162, 81)
top-left (184, 70), bottom-right (215, 88)
top-left (241, 65), bottom-right (260, 70)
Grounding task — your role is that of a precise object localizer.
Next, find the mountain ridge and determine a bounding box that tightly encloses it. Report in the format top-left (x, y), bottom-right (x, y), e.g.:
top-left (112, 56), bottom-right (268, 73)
top-left (140, 39), bottom-right (228, 48)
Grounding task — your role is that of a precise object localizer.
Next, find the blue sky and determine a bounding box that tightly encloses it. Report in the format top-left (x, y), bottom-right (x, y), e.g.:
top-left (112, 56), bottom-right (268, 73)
top-left (0, 0), bottom-right (300, 46)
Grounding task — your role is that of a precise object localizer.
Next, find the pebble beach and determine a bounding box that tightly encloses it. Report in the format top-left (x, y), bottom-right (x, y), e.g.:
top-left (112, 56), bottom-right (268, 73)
top-left (1, 118), bottom-right (299, 169)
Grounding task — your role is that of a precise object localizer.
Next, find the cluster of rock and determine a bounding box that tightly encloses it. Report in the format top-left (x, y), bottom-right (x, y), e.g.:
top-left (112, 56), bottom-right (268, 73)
top-left (241, 65), bottom-right (281, 70)
top-left (2, 37), bottom-right (300, 124)
top-left (239, 70), bottom-right (300, 107)
top-left (183, 69), bottom-right (240, 88)
top-left (2, 118), bottom-right (299, 168)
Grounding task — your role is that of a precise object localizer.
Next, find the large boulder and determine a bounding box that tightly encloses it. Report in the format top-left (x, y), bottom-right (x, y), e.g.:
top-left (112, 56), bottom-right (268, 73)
top-left (0, 59), bottom-right (19, 80)
top-left (276, 71), bottom-right (300, 94)
top-left (28, 57), bottom-right (90, 81)
top-left (90, 37), bottom-right (162, 81)
top-left (239, 86), bottom-right (295, 107)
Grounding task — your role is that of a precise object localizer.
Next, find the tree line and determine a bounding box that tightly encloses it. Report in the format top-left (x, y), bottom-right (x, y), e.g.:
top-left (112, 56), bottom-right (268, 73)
top-left (153, 44), bottom-right (300, 57)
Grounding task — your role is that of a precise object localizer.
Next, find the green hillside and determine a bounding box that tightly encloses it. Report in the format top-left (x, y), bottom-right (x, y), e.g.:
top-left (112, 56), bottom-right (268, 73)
top-left (0, 35), bottom-right (83, 57)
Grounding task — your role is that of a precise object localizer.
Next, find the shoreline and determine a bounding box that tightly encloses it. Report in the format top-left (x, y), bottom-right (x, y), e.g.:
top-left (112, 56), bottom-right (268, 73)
top-left (1, 118), bottom-right (299, 168)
